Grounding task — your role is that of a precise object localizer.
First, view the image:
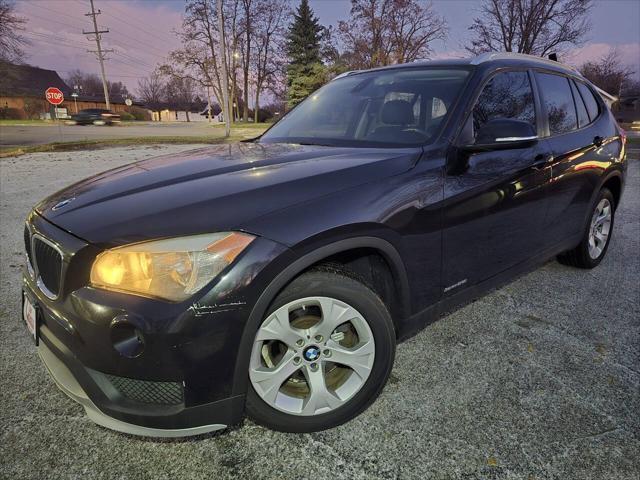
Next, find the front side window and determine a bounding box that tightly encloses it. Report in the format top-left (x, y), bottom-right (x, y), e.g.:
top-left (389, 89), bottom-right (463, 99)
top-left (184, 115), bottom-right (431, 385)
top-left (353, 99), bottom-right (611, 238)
top-left (536, 72), bottom-right (578, 135)
top-left (472, 70), bottom-right (535, 140)
top-left (260, 68), bottom-right (470, 148)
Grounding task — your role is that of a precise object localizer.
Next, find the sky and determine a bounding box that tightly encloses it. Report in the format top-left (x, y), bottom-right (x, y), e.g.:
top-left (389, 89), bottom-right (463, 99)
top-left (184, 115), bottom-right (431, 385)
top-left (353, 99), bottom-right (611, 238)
top-left (15, 0), bottom-right (640, 96)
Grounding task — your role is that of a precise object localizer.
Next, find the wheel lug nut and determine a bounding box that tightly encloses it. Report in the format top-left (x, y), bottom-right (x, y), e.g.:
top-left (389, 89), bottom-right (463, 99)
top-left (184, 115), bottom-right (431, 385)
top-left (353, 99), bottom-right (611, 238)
top-left (296, 339), bottom-right (305, 347)
top-left (310, 363), bottom-right (318, 371)
top-left (293, 357), bottom-right (301, 365)
top-left (314, 335), bottom-right (323, 342)
top-left (323, 349), bottom-right (331, 357)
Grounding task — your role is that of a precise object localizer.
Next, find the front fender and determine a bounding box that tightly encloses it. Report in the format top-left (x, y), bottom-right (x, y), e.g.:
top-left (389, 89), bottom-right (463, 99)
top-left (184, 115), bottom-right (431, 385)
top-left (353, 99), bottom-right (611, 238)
top-left (230, 234), bottom-right (411, 397)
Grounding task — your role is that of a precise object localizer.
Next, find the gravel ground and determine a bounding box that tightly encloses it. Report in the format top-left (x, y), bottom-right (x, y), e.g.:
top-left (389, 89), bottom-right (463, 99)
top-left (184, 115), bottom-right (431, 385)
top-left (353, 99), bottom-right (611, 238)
top-left (1, 145), bottom-right (638, 480)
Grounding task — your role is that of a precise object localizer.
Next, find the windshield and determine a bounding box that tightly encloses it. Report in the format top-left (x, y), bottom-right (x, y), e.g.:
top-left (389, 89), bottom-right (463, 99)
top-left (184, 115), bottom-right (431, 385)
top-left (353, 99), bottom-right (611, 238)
top-left (260, 67), bottom-right (471, 148)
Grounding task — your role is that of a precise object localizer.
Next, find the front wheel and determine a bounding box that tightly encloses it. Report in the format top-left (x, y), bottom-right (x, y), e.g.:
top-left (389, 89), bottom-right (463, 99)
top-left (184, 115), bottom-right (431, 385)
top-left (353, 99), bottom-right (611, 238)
top-left (558, 188), bottom-right (615, 269)
top-left (246, 269), bottom-right (395, 432)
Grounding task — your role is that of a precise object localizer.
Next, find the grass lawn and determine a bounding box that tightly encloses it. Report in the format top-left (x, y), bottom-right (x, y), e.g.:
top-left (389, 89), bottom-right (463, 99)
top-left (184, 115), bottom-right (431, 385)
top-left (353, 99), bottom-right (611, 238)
top-left (0, 119), bottom-right (56, 126)
top-left (0, 127), bottom-right (269, 158)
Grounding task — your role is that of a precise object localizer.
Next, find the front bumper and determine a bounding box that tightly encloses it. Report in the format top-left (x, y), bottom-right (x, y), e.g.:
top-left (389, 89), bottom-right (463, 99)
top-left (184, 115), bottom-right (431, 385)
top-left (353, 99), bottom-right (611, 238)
top-left (27, 283), bottom-right (247, 437)
top-left (23, 211), bottom-right (289, 437)
top-left (38, 336), bottom-right (228, 437)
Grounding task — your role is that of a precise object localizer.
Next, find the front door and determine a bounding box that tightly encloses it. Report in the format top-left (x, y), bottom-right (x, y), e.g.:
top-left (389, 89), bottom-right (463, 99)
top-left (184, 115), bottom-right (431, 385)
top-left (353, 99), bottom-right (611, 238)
top-left (442, 70), bottom-right (552, 293)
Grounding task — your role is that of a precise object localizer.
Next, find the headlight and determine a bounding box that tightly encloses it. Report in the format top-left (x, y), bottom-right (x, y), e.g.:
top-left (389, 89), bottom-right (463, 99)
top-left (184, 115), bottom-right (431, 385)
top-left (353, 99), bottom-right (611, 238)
top-left (90, 232), bottom-right (254, 301)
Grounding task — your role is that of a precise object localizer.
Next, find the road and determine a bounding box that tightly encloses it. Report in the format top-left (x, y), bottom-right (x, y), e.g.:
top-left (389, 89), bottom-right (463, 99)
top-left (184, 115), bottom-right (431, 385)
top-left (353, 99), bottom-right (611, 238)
top-left (0, 122), bottom-right (261, 146)
top-left (0, 145), bottom-right (638, 479)
top-left (1, 122), bottom-right (638, 147)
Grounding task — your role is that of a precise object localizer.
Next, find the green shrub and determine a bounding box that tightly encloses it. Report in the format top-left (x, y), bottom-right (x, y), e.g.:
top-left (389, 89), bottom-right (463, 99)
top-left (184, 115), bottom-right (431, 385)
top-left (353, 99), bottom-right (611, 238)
top-left (0, 107), bottom-right (25, 119)
top-left (129, 106), bottom-right (151, 121)
top-left (119, 111), bottom-right (135, 121)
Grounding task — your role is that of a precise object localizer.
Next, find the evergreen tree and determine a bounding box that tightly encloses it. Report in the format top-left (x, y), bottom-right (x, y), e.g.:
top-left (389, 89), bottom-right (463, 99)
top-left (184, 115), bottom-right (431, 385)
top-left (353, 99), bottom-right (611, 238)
top-left (286, 0), bottom-right (326, 107)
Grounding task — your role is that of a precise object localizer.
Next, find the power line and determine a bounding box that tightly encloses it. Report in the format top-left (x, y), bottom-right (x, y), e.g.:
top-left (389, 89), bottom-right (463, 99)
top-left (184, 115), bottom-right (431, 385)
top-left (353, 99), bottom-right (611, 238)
top-left (102, 2), bottom-right (179, 45)
top-left (60, 71), bottom-right (149, 79)
top-left (23, 32), bottom-right (88, 50)
top-left (24, 33), bottom-right (153, 79)
top-left (112, 51), bottom-right (156, 70)
top-left (101, 14), bottom-right (175, 56)
top-left (26, 11), bottom-right (84, 31)
top-left (26, 7), bottom-right (170, 67)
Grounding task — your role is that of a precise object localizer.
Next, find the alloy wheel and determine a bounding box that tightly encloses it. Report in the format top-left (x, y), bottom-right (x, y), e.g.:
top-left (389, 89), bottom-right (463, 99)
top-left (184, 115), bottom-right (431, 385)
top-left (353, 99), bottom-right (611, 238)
top-left (588, 198), bottom-right (612, 259)
top-left (249, 296), bottom-right (375, 416)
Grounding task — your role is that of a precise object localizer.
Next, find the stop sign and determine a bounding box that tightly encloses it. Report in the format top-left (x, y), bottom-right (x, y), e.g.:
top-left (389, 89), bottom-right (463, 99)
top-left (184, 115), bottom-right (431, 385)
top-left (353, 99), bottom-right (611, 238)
top-left (45, 87), bottom-right (64, 105)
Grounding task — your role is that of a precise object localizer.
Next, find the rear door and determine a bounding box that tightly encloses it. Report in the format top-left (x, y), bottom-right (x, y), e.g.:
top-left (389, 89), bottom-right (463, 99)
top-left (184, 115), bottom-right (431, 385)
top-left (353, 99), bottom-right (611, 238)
top-left (443, 70), bottom-right (552, 291)
top-left (534, 72), bottom-right (613, 246)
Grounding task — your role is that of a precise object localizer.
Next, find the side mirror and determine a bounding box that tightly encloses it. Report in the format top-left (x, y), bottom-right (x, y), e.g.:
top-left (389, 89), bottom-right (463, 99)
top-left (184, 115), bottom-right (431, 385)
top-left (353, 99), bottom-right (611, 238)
top-left (462, 118), bottom-right (538, 152)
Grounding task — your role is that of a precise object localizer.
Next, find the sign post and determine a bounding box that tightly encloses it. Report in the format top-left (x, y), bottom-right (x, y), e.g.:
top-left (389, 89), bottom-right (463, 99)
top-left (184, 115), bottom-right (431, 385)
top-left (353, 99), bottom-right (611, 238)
top-left (71, 92), bottom-right (79, 113)
top-left (45, 87), bottom-right (65, 140)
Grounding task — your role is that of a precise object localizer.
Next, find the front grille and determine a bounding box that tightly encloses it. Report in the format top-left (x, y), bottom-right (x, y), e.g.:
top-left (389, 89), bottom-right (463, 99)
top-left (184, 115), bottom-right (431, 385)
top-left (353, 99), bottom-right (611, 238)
top-left (105, 375), bottom-right (184, 405)
top-left (33, 237), bottom-right (63, 297)
top-left (24, 226), bottom-right (33, 270)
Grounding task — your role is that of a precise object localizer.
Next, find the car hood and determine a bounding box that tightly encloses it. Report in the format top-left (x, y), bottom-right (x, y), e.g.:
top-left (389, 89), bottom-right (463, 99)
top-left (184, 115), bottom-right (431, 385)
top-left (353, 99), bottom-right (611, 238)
top-left (37, 142), bottom-right (419, 245)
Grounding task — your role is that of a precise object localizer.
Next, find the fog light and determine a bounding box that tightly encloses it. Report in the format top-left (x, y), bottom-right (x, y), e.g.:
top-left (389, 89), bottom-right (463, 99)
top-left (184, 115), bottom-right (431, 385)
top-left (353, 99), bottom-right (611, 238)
top-left (110, 317), bottom-right (144, 358)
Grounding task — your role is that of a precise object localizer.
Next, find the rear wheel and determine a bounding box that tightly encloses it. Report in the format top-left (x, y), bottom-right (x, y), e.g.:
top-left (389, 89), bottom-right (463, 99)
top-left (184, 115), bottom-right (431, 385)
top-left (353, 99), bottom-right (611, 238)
top-left (246, 269), bottom-right (395, 432)
top-left (558, 188), bottom-right (615, 269)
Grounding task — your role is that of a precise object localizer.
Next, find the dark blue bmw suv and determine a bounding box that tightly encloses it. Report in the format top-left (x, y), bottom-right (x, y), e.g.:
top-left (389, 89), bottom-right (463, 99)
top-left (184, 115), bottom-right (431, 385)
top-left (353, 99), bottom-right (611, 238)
top-left (22, 53), bottom-right (627, 436)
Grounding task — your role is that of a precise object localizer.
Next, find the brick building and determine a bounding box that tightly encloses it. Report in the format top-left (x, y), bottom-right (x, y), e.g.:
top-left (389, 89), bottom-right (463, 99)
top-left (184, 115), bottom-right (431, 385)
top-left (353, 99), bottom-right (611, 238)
top-left (0, 61), bottom-right (143, 119)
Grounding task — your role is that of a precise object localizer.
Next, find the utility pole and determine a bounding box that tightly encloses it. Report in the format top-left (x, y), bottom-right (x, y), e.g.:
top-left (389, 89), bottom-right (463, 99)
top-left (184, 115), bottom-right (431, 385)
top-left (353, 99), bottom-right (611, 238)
top-left (84, 0), bottom-right (112, 109)
top-left (217, 0), bottom-right (231, 137)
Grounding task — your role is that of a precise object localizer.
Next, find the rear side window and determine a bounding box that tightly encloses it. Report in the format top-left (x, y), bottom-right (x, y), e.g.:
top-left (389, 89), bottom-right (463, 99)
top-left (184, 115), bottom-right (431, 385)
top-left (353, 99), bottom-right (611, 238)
top-left (575, 81), bottom-right (600, 121)
top-left (473, 71), bottom-right (535, 138)
top-left (570, 80), bottom-right (590, 128)
top-left (536, 72), bottom-right (577, 135)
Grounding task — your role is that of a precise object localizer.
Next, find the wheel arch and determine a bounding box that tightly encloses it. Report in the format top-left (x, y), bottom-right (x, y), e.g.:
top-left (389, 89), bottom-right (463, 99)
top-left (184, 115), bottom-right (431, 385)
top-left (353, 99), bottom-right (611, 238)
top-left (601, 173), bottom-right (622, 209)
top-left (231, 236), bottom-right (411, 397)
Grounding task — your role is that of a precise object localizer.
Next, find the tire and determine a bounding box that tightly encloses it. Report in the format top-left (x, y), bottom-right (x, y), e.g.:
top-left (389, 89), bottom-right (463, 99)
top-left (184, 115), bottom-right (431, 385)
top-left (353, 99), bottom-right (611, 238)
top-left (246, 269), bottom-right (395, 432)
top-left (557, 188), bottom-right (615, 269)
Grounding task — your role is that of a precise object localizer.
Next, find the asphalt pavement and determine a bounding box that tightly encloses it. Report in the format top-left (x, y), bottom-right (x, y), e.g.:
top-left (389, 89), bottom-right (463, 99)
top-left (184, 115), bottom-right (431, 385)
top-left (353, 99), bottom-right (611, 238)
top-left (0, 122), bottom-right (232, 146)
top-left (0, 145), bottom-right (638, 479)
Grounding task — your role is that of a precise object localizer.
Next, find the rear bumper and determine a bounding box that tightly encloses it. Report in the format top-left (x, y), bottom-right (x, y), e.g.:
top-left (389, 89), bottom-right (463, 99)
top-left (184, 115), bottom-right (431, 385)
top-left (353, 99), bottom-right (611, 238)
top-left (38, 339), bottom-right (229, 438)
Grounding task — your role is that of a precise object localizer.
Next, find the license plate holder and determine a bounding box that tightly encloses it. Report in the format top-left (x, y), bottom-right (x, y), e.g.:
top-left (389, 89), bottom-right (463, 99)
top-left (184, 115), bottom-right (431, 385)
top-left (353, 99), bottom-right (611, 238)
top-left (22, 292), bottom-right (39, 346)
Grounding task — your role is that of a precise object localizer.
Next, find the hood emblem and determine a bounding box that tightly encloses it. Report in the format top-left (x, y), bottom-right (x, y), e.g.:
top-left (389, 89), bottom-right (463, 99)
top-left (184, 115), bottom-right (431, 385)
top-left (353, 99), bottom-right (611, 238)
top-left (52, 197), bottom-right (75, 211)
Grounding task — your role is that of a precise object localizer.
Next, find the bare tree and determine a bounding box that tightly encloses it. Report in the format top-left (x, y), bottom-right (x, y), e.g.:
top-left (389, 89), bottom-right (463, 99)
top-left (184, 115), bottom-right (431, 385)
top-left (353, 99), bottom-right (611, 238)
top-left (466, 0), bottom-right (592, 56)
top-left (251, 0), bottom-right (288, 122)
top-left (168, 0), bottom-right (245, 125)
top-left (240, 0), bottom-right (255, 122)
top-left (172, 0), bottom-right (226, 117)
top-left (165, 76), bottom-right (199, 121)
top-left (137, 72), bottom-right (166, 119)
top-left (580, 48), bottom-right (635, 96)
top-left (65, 70), bottom-right (129, 98)
top-left (338, 0), bottom-right (447, 69)
top-left (0, 0), bottom-right (29, 62)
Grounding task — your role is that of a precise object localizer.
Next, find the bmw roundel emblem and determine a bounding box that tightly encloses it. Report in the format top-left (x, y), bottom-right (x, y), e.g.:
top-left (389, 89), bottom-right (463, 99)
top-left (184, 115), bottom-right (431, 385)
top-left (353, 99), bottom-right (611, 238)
top-left (303, 346), bottom-right (320, 362)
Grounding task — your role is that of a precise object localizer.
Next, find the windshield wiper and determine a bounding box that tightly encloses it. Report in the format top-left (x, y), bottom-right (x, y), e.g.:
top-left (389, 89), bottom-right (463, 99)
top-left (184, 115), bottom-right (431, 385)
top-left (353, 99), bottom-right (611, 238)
top-left (297, 141), bottom-right (333, 147)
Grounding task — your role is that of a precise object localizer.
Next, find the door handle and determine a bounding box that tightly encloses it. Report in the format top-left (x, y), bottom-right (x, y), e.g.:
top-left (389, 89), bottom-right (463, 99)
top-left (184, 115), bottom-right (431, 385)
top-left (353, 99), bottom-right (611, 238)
top-left (593, 136), bottom-right (604, 147)
top-left (532, 154), bottom-right (553, 169)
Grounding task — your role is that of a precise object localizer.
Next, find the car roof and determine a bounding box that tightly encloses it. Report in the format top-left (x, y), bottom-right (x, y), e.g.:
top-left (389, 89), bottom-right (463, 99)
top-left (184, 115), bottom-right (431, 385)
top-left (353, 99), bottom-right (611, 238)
top-left (334, 52), bottom-right (582, 80)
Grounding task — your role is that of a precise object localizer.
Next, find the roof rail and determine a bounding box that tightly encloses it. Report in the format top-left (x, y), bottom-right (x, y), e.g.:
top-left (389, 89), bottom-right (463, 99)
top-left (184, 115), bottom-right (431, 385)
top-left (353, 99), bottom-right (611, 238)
top-left (470, 51), bottom-right (579, 73)
top-left (331, 70), bottom-right (356, 81)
